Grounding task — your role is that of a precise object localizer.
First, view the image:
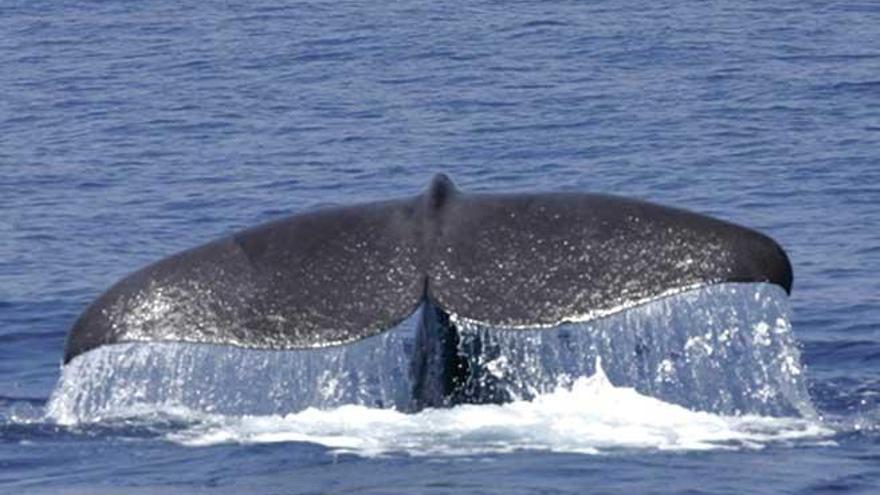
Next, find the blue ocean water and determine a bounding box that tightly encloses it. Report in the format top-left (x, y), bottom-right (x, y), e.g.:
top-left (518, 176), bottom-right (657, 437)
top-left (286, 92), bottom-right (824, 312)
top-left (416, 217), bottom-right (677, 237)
top-left (1, 0), bottom-right (879, 493)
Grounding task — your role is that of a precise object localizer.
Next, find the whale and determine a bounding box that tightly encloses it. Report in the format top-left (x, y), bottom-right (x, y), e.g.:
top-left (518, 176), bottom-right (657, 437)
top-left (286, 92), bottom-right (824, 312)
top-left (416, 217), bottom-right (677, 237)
top-left (63, 174), bottom-right (792, 408)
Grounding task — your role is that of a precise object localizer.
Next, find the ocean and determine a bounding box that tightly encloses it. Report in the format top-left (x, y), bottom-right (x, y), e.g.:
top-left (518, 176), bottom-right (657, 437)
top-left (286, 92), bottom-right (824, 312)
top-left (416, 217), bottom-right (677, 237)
top-left (1, 1), bottom-right (879, 493)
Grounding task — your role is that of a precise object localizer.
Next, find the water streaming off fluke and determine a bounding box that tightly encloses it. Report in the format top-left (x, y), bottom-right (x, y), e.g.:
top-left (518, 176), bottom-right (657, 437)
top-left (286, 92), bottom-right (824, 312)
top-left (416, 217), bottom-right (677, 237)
top-left (48, 283), bottom-right (814, 426)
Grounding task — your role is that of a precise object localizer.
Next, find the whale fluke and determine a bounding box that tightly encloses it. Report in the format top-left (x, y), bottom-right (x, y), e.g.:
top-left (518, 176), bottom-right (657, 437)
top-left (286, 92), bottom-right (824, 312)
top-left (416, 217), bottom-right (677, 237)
top-left (63, 174), bottom-right (792, 408)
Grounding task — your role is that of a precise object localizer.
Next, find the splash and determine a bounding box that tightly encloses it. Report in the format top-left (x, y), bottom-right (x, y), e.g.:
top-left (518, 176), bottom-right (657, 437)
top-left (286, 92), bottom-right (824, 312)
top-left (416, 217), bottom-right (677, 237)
top-left (451, 283), bottom-right (814, 417)
top-left (166, 358), bottom-right (831, 456)
top-left (48, 283), bottom-right (815, 429)
top-left (47, 312), bottom-right (420, 424)
top-left (45, 283), bottom-right (830, 455)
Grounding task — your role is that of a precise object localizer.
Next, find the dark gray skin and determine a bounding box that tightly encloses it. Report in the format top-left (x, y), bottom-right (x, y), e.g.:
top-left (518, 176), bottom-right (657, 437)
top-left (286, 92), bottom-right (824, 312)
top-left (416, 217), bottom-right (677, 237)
top-left (64, 174), bottom-right (792, 408)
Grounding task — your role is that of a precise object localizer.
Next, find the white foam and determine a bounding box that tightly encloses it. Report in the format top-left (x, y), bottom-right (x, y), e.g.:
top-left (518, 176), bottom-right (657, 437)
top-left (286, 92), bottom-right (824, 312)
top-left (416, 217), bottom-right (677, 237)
top-left (166, 359), bottom-right (833, 456)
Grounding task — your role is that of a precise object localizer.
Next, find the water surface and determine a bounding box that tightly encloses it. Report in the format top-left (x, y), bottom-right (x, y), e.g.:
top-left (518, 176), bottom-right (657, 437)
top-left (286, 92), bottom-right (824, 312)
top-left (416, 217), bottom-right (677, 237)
top-left (2, 1), bottom-right (879, 493)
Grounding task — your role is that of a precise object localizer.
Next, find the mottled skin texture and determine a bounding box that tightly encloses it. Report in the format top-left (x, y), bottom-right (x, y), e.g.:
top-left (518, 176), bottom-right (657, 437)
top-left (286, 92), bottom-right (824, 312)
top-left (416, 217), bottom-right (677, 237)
top-left (430, 187), bottom-right (792, 326)
top-left (64, 174), bottom-right (793, 380)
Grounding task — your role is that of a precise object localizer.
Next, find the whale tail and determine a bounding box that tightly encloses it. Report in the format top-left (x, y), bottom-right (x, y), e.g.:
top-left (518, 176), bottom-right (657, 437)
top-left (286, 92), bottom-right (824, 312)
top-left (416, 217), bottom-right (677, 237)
top-left (63, 174), bottom-right (792, 408)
